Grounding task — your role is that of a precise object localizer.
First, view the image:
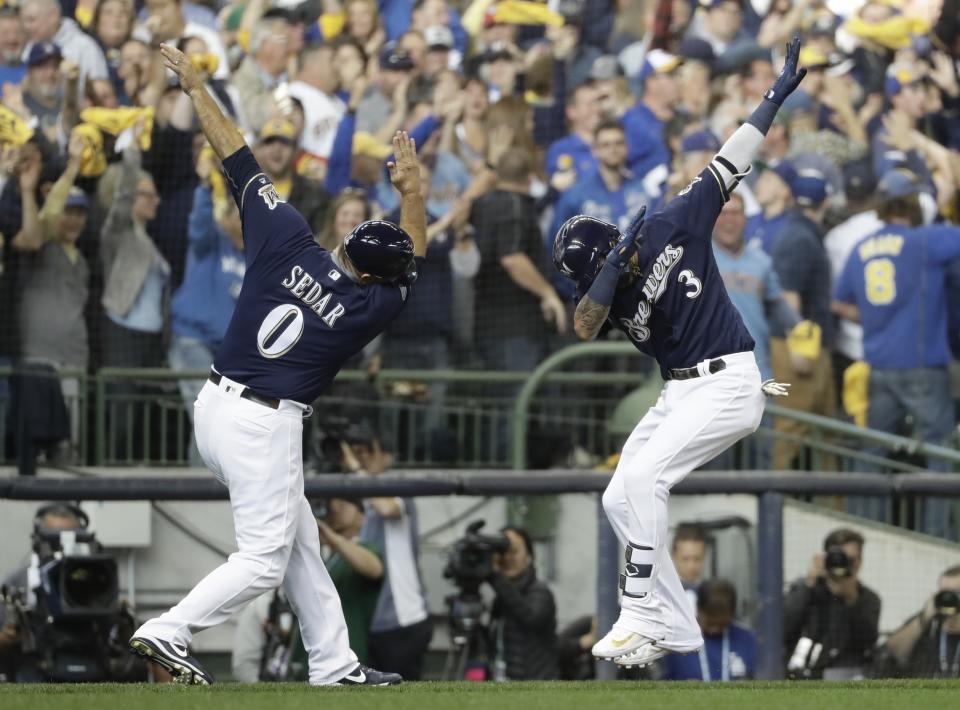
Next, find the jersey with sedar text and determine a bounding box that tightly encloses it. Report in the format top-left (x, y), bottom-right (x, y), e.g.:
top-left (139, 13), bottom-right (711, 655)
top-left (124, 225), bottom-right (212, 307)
top-left (605, 165), bottom-right (755, 379)
top-left (213, 146), bottom-right (410, 403)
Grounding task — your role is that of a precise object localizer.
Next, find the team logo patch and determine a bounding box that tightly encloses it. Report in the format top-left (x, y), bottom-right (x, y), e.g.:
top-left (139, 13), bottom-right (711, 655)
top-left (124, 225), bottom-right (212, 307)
top-left (258, 183), bottom-right (284, 210)
top-left (328, 270), bottom-right (341, 281)
top-left (677, 175), bottom-right (702, 196)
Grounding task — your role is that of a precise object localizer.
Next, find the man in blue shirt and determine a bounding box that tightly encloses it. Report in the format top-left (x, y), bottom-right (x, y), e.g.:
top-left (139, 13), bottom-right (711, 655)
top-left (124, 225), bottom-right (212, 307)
top-left (129, 43), bottom-right (424, 687)
top-left (833, 169), bottom-right (960, 540)
top-left (545, 83), bottom-right (602, 185)
top-left (711, 192), bottom-right (800, 469)
top-left (622, 49), bottom-right (682, 181)
top-left (746, 160), bottom-right (796, 255)
top-left (661, 578), bottom-right (757, 681)
top-left (549, 120), bottom-right (651, 296)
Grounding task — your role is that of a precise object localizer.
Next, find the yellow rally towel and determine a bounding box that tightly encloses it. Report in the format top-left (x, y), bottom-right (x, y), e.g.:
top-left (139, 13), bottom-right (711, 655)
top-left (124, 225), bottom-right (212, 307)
top-left (842, 361), bottom-right (871, 428)
top-left (80, 106), bottom-right (155, 151)
top-left (74, 123), bottom-right (107, 177)
top-left (0, 105), bottom-right (34, 146)
top-left (843, 15), bottom-right (931, 50)
top-left (199, 144), bottom-right (230, 220)
top-left (492, 1), bottom-right (564, 27)
top-left (189, 52), bottom-right (220, 77)
top-left (787, 319), bottom-right (822, 361)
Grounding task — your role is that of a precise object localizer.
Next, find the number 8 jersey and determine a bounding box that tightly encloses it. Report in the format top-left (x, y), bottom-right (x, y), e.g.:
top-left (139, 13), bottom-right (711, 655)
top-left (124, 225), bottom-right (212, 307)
top-left (834, 223), bottom-right (960, 369)
top-left (213, 146), bottom-right (411, 403)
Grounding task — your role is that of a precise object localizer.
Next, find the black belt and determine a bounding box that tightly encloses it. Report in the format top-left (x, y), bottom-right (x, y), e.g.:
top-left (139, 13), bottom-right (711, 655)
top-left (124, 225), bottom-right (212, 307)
top-left (208, 370), bottom-right (280, 409)
top-left (667, 358), bottom-right (727, 381)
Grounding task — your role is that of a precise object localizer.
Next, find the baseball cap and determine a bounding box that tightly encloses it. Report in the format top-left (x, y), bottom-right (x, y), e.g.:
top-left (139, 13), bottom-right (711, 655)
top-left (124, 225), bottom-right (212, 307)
top-left (843, 159), bottom-right (877, 202)
top-left (424, 25), bottom-right (454, 51)
top-left (27, 42), bottom-right (62, 67)
top-left (677, 37), bottom-right (715, 65)
top-left (64, 187), bottom-right (89, 210)
top-left (379, 43), bottom-right (414, 71)
top-left (792, 169), bottom-right (828, 207)
top-left (878, 169), bottom-right (922, 199)
top-left (885, 63), bottom-right (923, 97)
top-left (680, 129), bottom-right (720, 154)
top-left (259, 118), bottom-right (296, 144)
top-left (588, 55), bottom-right (623, 82)
top-left (352, 132), bottom-right (392, 160)
top-left (638, 49), bottom-right (682, 83)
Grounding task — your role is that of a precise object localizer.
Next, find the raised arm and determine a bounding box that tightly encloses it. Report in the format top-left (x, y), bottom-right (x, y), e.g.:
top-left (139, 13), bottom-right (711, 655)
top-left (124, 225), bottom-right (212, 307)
top-left (159, 43), bottom-right (245, 161)
top-left (711, 36), bottom-right (807, 191)
top-left (387, 131), bottom-right (427, 258)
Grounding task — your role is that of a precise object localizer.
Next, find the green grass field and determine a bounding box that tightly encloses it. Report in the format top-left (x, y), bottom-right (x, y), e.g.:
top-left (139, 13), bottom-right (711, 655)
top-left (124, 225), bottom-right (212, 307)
top-left (2, 680), bottom-right (959, 710)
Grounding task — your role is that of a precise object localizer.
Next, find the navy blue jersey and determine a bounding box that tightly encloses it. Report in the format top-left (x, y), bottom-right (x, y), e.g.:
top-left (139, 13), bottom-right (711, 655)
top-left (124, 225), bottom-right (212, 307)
top-left (606, 165), bottom-right (755, 378)
top-left (213, 147), bottom-right (410, 402)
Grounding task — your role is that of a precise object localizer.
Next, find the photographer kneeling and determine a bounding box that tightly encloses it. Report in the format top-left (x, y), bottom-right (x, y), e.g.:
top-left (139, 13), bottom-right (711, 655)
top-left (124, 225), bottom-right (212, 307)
top-left (487, 527), bottom-right (559, 680)
top-left (881, 565), bottom-right (960, 678)
top-left (784, 528), bottom-right (881, 679)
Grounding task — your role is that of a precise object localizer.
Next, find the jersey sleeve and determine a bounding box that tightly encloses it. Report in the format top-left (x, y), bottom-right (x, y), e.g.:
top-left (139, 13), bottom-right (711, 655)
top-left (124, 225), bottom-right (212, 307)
top-left (659, 164), bottom-right (729, 239)
top-left (920, 225), bottom-right (960, 264)
top-left (221, 146), bottom-right (314, 264)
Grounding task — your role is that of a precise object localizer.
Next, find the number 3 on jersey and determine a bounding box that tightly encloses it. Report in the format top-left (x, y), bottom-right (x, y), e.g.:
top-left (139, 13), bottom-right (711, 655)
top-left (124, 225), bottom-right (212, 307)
top-left (864, 258), bottom-right (896, 305)
top-left (257, 305), bottom-right (305, 358)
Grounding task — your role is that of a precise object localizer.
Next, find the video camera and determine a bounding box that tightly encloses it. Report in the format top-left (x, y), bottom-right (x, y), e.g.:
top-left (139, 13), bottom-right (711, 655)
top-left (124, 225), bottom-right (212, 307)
top-left (2, 504), bottom-right (138, 682)
top-left (443, 520), bottom-right (511, 594)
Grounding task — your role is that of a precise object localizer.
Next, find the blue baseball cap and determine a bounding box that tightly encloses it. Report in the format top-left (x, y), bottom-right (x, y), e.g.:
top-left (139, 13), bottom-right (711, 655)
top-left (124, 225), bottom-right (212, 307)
top-left (769, 161), bottom-right (798, 194)
top-left (843, 159), bottom-right (877, 202)
top-left (878, 169), bottom-right (922, 199)
top-left (884, 63), bottom-right (924, 97)
top-left (638, 49), bottom-right (682, 83)
top-left (27, 42), bottom-right (62, 67)
top-left (792, 169), bottom-right (828, 207)
top-left (64, 187), bottom-right (89, 210)
top-left (680, 130), bottom-right (720, 154)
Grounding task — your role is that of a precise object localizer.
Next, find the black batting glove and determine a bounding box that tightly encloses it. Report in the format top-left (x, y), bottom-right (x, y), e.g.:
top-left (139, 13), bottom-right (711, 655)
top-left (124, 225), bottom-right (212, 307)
top-left (764, 36), bottom-right (807, 107)
top-left (605, 205), bottom-right (647, 272)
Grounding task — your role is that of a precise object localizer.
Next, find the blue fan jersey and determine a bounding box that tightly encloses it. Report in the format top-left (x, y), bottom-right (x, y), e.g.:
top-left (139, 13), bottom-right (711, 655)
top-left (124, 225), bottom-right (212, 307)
top-left (213, 147), bottom-right (411, 403)
top-left (834, 224), bottom-right (960, 369)
top-left (605, 165), bottom-right (755, 378)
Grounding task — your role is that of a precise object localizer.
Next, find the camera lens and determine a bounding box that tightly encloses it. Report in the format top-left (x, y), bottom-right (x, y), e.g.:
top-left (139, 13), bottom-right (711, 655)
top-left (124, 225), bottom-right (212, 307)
top-left (934, 589), bottom-right (960, 616)
top-left (824, 548), bottom-right (851, 577)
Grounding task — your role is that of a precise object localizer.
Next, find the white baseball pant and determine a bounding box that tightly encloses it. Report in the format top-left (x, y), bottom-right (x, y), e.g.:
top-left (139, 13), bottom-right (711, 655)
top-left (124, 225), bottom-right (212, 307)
top-left (135, 375), bottom-right (357, 684)
top-left (602, 351), bottom-right (765, 651)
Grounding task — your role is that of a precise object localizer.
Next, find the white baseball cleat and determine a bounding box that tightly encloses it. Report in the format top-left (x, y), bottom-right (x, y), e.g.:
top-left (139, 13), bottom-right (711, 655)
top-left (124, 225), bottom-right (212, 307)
top-left (614, 642), bottom-right (673, 667)
top-left (591, 625), bottom-right (656, 660)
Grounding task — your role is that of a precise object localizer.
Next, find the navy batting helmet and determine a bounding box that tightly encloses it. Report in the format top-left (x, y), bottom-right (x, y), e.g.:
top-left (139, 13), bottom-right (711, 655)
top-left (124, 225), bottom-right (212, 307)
top-left (343, 220), bottom-right (416, 283)
top-left (553, 215), bottom-right (621, 294)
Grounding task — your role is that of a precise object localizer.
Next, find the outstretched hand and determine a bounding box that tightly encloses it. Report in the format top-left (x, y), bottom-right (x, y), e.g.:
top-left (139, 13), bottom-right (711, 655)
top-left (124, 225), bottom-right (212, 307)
top-left (765, 35), bottom-right (807, 106)
top-left (159, 43), bottom-right (203, 96)
top-left (606, 205), bottom-right (646, 271)
top-left (387, 131), bottom-right (421, 196)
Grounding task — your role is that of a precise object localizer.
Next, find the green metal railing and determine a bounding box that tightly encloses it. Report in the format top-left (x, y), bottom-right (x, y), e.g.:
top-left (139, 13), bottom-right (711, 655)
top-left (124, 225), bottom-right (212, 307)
top-left (2, 350), bottom-right (959, 472)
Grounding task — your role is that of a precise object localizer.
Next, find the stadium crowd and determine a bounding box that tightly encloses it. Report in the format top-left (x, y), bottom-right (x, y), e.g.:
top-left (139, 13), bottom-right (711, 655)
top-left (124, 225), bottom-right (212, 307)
top-left (1, 2), bottom-right (960, 514)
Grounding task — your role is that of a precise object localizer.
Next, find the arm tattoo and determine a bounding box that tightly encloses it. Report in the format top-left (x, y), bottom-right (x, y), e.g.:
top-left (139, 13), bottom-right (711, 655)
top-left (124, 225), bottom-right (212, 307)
top-left (574, 295), bottom-right (610, 341)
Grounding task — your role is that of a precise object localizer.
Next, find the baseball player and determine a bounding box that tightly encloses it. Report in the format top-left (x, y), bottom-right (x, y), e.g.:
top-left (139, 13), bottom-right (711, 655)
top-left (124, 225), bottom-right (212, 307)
top-left (553, 37), bottom-right (807, 668)
top-left (128, 43), bottom-right (427, 687)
